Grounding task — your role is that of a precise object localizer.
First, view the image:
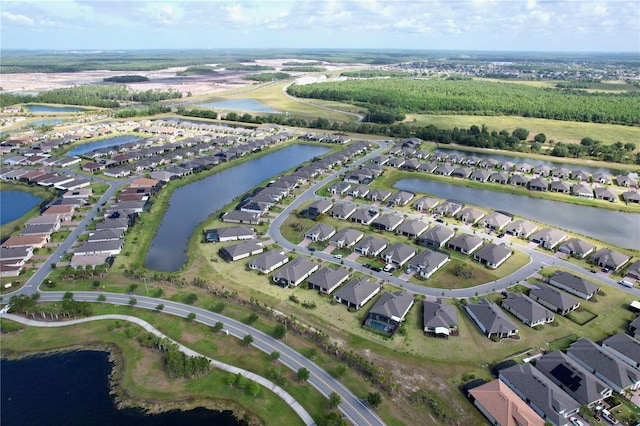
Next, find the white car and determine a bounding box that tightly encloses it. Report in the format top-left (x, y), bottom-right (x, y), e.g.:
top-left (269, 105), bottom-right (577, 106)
top-left (570, 417), bottom-right (584, 426)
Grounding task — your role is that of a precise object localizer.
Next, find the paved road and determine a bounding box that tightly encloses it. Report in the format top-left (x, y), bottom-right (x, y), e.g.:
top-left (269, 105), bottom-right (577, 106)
top-left (1, 312), bottom-right (316, 426)
top-left (31, 291), bottom-right (385, 426)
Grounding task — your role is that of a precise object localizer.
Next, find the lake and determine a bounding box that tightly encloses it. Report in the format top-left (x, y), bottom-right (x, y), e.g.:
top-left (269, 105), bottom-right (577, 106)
top-left (0, 191), bottom-right (42, 225)
top-left (1, 351), bottom-right (244, 426)
top-left (145, 144), bottom-right (330, 271)
top-left (395, 178), bottom-right (640, 250)
top-left (67, 135), bottom-right (144, 156)
top-left (199, 99), bottom-right (281, 114)
top-left (24, 104), bottom-right (83, 113)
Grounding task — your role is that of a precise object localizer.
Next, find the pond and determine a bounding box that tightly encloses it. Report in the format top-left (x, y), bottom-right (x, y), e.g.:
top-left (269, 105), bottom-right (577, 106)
top-left (67, 135), bottom-right (144, 156)
top-left (1, 350), bottom-right (245, 426)
top-left (145, 144), bottom-right (331, 271)
top-left (395, 178), bottom-right (639, 250)
top-left (0, 190), bottom-right (42, 225)
top-left (199, 99), bottom-right (281, 114)
top-left (24, 104), bottom-right (84, 113)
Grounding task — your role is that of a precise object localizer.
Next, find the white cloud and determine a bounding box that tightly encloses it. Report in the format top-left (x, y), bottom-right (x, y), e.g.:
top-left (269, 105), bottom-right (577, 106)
top-left (2, 11), bottom-right (35, 26)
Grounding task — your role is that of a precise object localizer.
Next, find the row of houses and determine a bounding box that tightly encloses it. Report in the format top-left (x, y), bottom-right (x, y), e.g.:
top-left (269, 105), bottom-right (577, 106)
top-left (0, 167), bottom-right (91, 191)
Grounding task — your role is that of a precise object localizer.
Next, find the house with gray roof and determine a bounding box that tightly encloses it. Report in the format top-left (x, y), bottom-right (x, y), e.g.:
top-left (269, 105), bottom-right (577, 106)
top-left (348, 185), bottom-right (370, 198)
top-left (433, 164), bottom-right (454, 176)
top-left (529, 177), bottom-right (549, 191)
top-left (349, 208), bottom-right (379, 225)
top-left (499, 363), bottom-right (580, 426)
top-left (452, 166), bottom-right (473, 179)
top-left (594, 186), bottom-right (618, 202)
top-left (501, 292), bottom-right (555, 327)
top-left (204, 226), bottom-right (254, 243)
top-left (396, 219), bottom-right (429, 238)
top-left (530, 228), bottom-right (567, 250)
top-left (550, 180), bottom-right (571, 194)
top-left (510, 174), bottom-right (529, 187)
top-left (408, 249), bottom-right (449, 278)
top-left (354, 236), bottom-right (388, 257)
top-left (535, 350), bottom-right (612, 407)
top-left (307, 266), bottom-right (350, 294)
top-left (272, 257), bottom-right (319, 288)
top-left (381, 243), bottom-right (417, 266)
top-left (422, 299), bottom-right (458, 337)
top-left (529, 284), bottom-right (580, 315)
top-left (489, 171), bottom-right (509, 184)
top-left (469, 169), bottom-right (491, 182)
top-left (74, 240), bottom-right (124, 256)
top-left (334, 277), bottom-right (381, 310)
top-left (330, 228), bottom-right (364, 249)
top-left (307, 199), bottom-right (333, 218)
top-left (248, 249), bottom-right (289, 274)
top-left (417, 224), bottom-right (455, 249)
top-left (456, 207), bottom-right (485, 225)
top-left (387, 157), bottom-right (405, 168)
top-left (418, 161), bottom-right (438, 173)
top-left (616, 175), bottom-right (637, 188)
top-left (304, 223), bottom-right (336, 242)
top-left (590, 248), bottom-right (631, 271)
top-left (557, 238), bottom-right (596, 259)
top-left (571, 183), bottom-right (594, 198)
top-left (368, 188), bottom-right (391, 202)
top-left (505, 219), bottom-right (538, 238)
top-left (534, 165), bottom-right (552, 176)
top-left (602, 332), bottom-right (640, 370)
top-left (240, 200), bottom-right (270, 215)
top-left (552, 167), bottom-right (571, 179)
top-left (87, 228), bottom-right (125, 242)
top-left (572, 170), bottom-right (590, 182)
top-left (94, 217), bottom-right (130, 231)
top-left (464, 299), bottom-right (518, 339)
top-left (474, 243), bottom-right (512, 269)
top-left (221, 210), bottom-right (260, 225)
top-left (364, 291), bottom-right (415, 335)
top-left (622, 190), bottom-right (640, 204)
top-left (330, 203), bottom-right (357, 220)
top-left (567, 338), bottom-right (640, 393)
top-left (593, 173), bottom-right (611, 185)
top-left (219, 240), bottom-right (264, 262)
top-left (390, 190), bottom-right (414, 206)
top-left (433, 200), bottom-right (463, 217)
top-left (625, 259), bottom-right (640, 280)
top-left (482, 211), bottom-right (512, 230)
top-left (448, 234), bottom-right (483, 255)
top-left (372, 213), bottom-right (404, 231)
top-left (328, 182), bottom-right (351, 196)
top-left (548, 271), bottom-right (600, 300)
top-left (412, 196), bottom-right (439, 211)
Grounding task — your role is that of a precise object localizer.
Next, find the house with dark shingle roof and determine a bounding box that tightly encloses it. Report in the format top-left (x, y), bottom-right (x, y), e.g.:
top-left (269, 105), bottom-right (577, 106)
top-left (204, 226), bottom-right (254, 243)
top-left (368, 188), bottom-right (392, 202)
top-left (567, 338), bottom-right (640, 393)
top-left (602, 332), bottom-right (640, 370)
top-left (499, 363), bottom-right (581, 426)
top-left (412, 195), bottom-right (439, 211)
top-left (530, 228), bottom-right (567, 250)
top-left (433, 164), bottom-right (454, 176)
top-left (334, 277), bottom-right (380, 310)
top-left (422, 299), bottom-right (458, 337)
top-left (353, 235), bottom-right (388, 257)
top-left (390, 190), bottom-right (414, 206)
top-left (622, 190), bottom-right (640, 203)
top-left (474, 243), bottom-right (512, 269)
top-left (307, 266), bottom-right (350, 294)
top-left (616, 175), bottom-right (637, 188)
top-left (396, 218), bottom-right (429, 238)
top-left (590, 248), bottom-right (631, 271)
top-left (330, 228), bottom-right (364, 249)
top-left (433, 200), bottom-right (463, 217)
top-left (464, 299), bottom-right (519, 339)
top-left (535, 350), bottom-right (613, 407)
top-left (469, 380), bottom-right (546, 426)
top-left (417, 224), bottom-right (455, 249)
top-left (482, 211), bottom-right (512, 231)
top-left (364, 291), bottom-right (414, 335)
top-left (304, 223), bottom-right (336, 242)
top-left (594, 186), bottom-right (618, 202)
top-left (557, 238), bottom-right (596, 259)
top-left (550, 180), bottom-right (571, 194)
top-left (448, 234), bottom-right (483, 255)
top-left (456, 207), bottom-right (486, 225)
top-left (489, 171), bottom-right (510, 184)
top-left (501, 292), bottom-right (555, 327)
top-left (380, 243), bottom-right (417, 266)
top-left (330, 203), bottom-right (357, 220)
top-left (272, 257), bottom-right (319, 288)
top-left (349, 208), bottom-right (379, 225)
top-left (469, 169), bottom-right (491, 182)
top-left (505, 219), bottom-right (538, 238)
top-left (219, 240), bottom-right (264, 262)
top-left (248, 249), bottom-right (289, 274)
top-left (221, 210), bottom-right (260, 225)
top-left (372, 213), bottom-right (404, 231)
top-left (528, 284), bottom-right (580, 316)
top-left (548, 271), bottom-right (600, 300)
top-left (307, 199), bottom-right (333, 218)
top-left (408, 249), bottom-right (450, 278)
top-left (529, 177), bottom-right (549, 191)
top-left (348, 184), bottom-right (370, 198)
top-left (571, 183), bottom-right (594, 198)
top-left (625, 259), bottom-right (640, 280)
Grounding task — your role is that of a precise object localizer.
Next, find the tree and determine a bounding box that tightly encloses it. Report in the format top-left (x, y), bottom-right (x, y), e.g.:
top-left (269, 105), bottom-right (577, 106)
top-left (317, 412), bottom-right (348, 426)
top-left (226, 373), bottom-right (236, 386)
top-left (272, 324), bottom-right (286, 339)
top-left (297, 367), bottom-right (310, 383)
top-left (246, 380), bottom-right (261, 397)
top-left (512, 128), bottom-right (529, 141)
top-left (186, 312), bottom-right (196, 323)
top-left (155, 303), bottom-right (164, 313)
top-left (534, 133), bottom-right (546, 143)
top-left (97, 294), bottom-right (106, 303)
top-left (328, 391), bottom-right (341, 409)
top-left (624, 142), bottom-right (636, 151)
top-left (128, 297), bottom-right (137, 308)
top-left (246, 312), bottom-right (259, 324)
top-left (184, 293), bottom-right (198, 305)
top-left (269, 351), bottom-right (280, 363)
top-left (366, 392), bottom-right (382, 409)
top-left (242, 334), bottom-right (254, 346)
top-left (212, 321), bottom-right (224, 333)
top-left (63, 291), bottom-right (74, 301)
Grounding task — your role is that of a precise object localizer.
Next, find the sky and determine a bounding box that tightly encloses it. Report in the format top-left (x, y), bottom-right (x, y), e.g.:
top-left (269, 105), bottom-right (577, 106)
top-left (1, 0), bottom-right (639, 52)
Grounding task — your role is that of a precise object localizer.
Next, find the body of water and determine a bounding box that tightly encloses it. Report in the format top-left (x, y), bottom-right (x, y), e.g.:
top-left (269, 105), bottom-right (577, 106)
top-left (146, 144), bottom-right (330, 271)
top-left (24, 104), bottom-right (83, 113)
top-left (0, 119), bottom-right (66, 137)
top-left (67, 135), bottom-right (144, 156)
top-left (199, 99), bottom-right (281, 114)
top-left (395, 178), bottom-right (639, 250)
top-left (0, 191), bottom-right (42, 225)
top-left (433, 148), bottom-right (617, 176)
top-left (1, 351), bottom-right (244, 426)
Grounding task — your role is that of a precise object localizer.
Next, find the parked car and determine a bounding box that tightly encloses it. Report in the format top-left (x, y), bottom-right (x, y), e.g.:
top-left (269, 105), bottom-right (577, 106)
top-left (570, 417), bottom-right (584, 426)
top-left (383, 264), bottom-right (394, 272)
top-left (371, 266), bottom-right (382, 272)
top-left (619, 279), bottom-right (634, 288)
top-left (334, 254), bottom-right (343, 259)
top-left (601, 409), bottom-right (619, 424)
top-left (363, 263), bottom-right (371, 269)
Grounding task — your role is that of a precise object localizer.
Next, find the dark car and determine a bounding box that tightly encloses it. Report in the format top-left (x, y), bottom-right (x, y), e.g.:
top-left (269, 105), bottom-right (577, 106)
top-left (435, 218), bottom-right (444, 223)
top-left (371, 266), bottom-right (382, 272)
top-left (308, 247), bottom-right (316, 252)
top-left (363, 263), bottom-right (371, 269)
top-left (497, 233), bottom-right (505, 238)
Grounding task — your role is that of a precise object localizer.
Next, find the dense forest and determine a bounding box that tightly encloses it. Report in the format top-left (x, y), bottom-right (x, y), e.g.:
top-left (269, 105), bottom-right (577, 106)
top-left (287, 79), bottom-right (640, 126)
top-left (243, 72), bottom-right (291, 82)
top-left (103, 75), bottom-right (149, 83)
top-left (176, 66), bottom-right (217, 76)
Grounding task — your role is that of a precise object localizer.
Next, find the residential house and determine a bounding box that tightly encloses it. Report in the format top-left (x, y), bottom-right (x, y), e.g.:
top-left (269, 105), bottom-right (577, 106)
top-left (529, 284), bottom-right (580, 315)
top-left (552, 167), bottom-right (571, 179)
top-left (408, 249), bottom-right (449, 278)
top-left (240, 200), bottom-right (270, 215)
top-left (304, 223), bottom-right (336, 242)
top-left (387, 157), bottom-right (405, 168)
top-left (510, 174), bottom-right (530, 187)
top-left (272, 257), bottom-right (319, 288)
top-left (87, 229), bottom-right (125, 243)
top-left (334, 277), bottom-right (380, 310)
top-left (1, 235), bottom-right (49, 249)
top-left (448, 234), bottom-right (483, 255)
top-left (396, 219), bottom-right (429, 238)
top-left (328, 182), bottom-right (351, 196)
top-left (418, 161), bottom-right (438, 173)
top-left (548, 271), bottom-right (600, 300)
top-left (307, 199), bottom-right (333, 218)
top-left (417, 225), bottom-right (455, 249)
top-left (593, 173), bottom-right (611, 185)
top-left (221, 210), bottom-right (260, 225)
top-left (501, 292), bottom-right (555, 327)
top-left (550, 180), bottom-right (571, 194)
top-left (380, 243), bottom-right (417, 266)
top-left (390, 190), bottom-right (414, 206)
top-left (451, 166), bottom-right (473, 179)
top-left (464, 299), bottom-right (519, 339)
top-left (94, 217), bottom-right (130, 231)
top-left (499, 363), bottom-right (581, 426)
top-left (572, 170), bottom-right (590, 182)
top-left (353, 236), bottom-right (388, 257)
top-left (433, 164), bottom-right (454, 176)
top-left (474, 243), bottom-right (512, 269)
top-left (348, 185), bottom-right (370, 198)
top-left (248, 249), bottom-right (289, 274)
top-left (594, 186), bottom-right (618, 202)
top-left (349, 208), bottom-right (379, 225)
top-left (307, 266), bottom-right (350, 294)
top-left (372, 214), bottom-right (404, 231)
top-left (530, 228), bottom-right (567, 250)
top-left (456, 207), bottom-right (485, 225)
top-left (571, 183), bottom-right (594, 198)
top-left (368, 188), bottom-right (391, 202)
top-left (625, 259), bottom-right (640, 280)
top-left (469, 380), bottom-right (546, 426)
top-left (412, 196), bottom-right (439, 211)
top-left (557, 238), bottom-right (596, 259)
top-left (364, 291), bottom-right (415, 335)
top-left (505, 219), bottom-right (538, 238)
top-left (433, 200), bottom-right (463, 217)
top-left (74, 240), bottom-right (124, 256)
top-left (534, 165), bottom-right (551, 176)
top-left (219, 240), bottom-right (264, 262)
top-left (535, 350), bottom-right (613, 407)
top-left (622, 190), bottom-right (640, 204)
top-left (567, 338), bottom-right (640, 393)
top-left (590, 248), bottom-right (631, 271)
top-left (529, 177), bottom-right (549, 191)
top-left (602, 332), bottom-right (640, 370)
top-left (422, 299), bottom-right (458, 337)
top-left (330, 203), bottom-right (357, 220)
top-left (204, 226), bottom-right (254, 243)
top-left (483, 212), bottom-right (512, 230)
top-left (489, 171), bottom-right (510, 184)
top-left (616, 175), bottom-right (637, 188)
top-left (469, 169), bottom-right (491, 182)
top-left (330, 228), bottom-right (364, 249)
top-left (517, 163), bottom-right (533, 173)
